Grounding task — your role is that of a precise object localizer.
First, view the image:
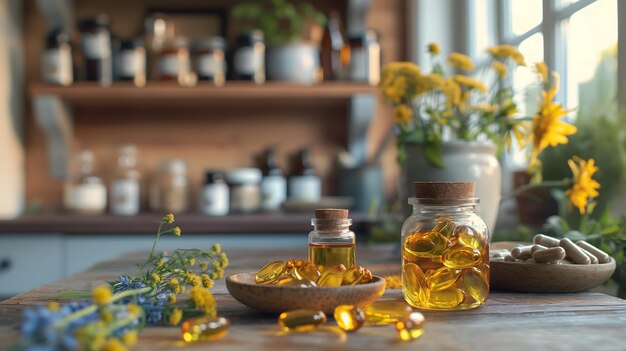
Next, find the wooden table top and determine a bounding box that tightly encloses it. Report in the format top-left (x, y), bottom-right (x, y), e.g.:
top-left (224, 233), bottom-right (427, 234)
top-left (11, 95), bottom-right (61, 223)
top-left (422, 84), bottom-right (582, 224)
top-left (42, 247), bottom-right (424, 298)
top-left (2, 245), bottom-right (626, 351)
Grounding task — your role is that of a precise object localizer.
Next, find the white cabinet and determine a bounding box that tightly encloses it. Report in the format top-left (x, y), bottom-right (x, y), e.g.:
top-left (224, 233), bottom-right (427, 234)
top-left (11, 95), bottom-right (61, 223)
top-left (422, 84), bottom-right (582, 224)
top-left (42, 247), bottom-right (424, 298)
top-left (0, 235), bottom-right (64, 298)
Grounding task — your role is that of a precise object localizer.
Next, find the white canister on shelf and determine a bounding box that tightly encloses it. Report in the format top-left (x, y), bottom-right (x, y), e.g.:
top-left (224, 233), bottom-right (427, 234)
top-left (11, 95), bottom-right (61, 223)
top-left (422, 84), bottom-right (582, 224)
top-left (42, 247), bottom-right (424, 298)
top-left (200, 171), bottom-right (229, 216)
top-left (226, 168), bottom-right (262, 213)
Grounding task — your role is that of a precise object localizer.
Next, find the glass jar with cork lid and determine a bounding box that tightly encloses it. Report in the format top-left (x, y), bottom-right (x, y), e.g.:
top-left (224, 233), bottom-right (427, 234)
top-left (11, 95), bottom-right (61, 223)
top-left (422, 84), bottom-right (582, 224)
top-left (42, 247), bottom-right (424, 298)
top-left (308, 209), bottom-right (356, 269)
top-left (401, 182), bottom-right (489, 310)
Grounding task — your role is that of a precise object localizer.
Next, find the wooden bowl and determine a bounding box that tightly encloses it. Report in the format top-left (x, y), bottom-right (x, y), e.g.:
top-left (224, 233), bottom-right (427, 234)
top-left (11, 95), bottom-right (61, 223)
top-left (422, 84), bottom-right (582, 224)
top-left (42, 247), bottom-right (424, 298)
top-left (226, 272), bottom-right (386, 314)
top-left (490, 242), bottom-right (616, 293)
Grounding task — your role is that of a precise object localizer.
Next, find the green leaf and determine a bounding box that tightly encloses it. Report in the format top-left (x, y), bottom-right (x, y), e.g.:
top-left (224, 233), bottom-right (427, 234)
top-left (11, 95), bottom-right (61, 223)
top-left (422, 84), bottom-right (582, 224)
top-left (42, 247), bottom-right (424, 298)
top-left (424, 140), bottom-right (445, 168)
top-left (57, 291), bottom-right (91, 299)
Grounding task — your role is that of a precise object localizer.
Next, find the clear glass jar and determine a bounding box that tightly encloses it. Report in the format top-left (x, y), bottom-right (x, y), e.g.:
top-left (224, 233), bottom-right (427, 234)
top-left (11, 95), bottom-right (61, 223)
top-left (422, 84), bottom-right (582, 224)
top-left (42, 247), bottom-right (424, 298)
top-left (110, 145), bottom-right (140, 216)
top-left (401, 182), bottom-right (489, 311)
top-left (308, 209), bottom-right (356, 268)
top-left (151, 160), bottom-right (189, 214)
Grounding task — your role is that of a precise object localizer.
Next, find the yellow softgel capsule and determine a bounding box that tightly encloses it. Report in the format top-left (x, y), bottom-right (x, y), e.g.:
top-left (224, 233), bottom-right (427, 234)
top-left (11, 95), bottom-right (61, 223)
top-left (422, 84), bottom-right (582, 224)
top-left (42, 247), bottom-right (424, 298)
top-left (276, 277), bottom-right (318, 288)
top-left (278, 309), bottom-right (327, 332)
top-left (455, 225), bottom-right (485, 250)
top-left (405, 231), bottom-right (451, 259)
top-left (402, 263), bottom-right (429, 308)
top-left (342, 266), bottom-right (366, 285)
top-left (427, 287), bottom-right (464, 309)
top-left (255, 261), bottom-right (287, 284)
top-left (317, 264), bottom-right (346, 287)
top-left (461, 267), bottom-right (489, 303)
top-left (395, 312), bottom-right (425, 342)
top-left (432, 220), bottom-right (456, 238)
top-left (426, 267), bottom-right (460, 291)
top-left (333, 305), bottom-right (365, 332)
top-left (181, 316), bottom-right (230, 343)
top-left (292, 261), bottom-right (321, 282)
top-left (442, 246), bottom-right (482, 269)
top-left (362, 301), bottom-right (413, 325)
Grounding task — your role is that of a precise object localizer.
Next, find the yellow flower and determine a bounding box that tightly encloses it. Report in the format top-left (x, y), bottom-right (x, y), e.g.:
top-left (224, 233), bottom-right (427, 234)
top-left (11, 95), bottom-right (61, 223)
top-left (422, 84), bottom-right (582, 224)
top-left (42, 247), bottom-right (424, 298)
top-left (169, 308), bottom-right (183, 325)
top-left (565, 157), bottom-right (600, 214)
top-left (189, 286), bottom-right (217, 316)
top-left (48, 301), bottom-right (60, 312)
top-left (453, 75), bottom-right (487, 93)
top-left (447, 52), bottom-right (474, 71)
top-left (163, 213), bottom-right (175, 224)
top-left (219, 253), bottom-right (229, 268)
top-left (185, 271), bottom-right (196, 284)
top-left (169, 278), bottom-right (180, 289)
top-left (491, 61), bottom-right (507, 79)
top-left (211, 244), bottom-right (222, 253)
top-left (201, 274), bottom-right (214, 289)
top-left (394, 104), bottom-right (413, 125)
top-left (384, 275), bottom-right (402, 289)
top-left (530, 72), bottom-right (576, 165)
top-left (188, 258), bottom-right (195, 267)
top-left (192, 276), bottom-right (203, 287)
top-left (102, 338), bottom-right (127, 351)
top-left (167, 294), bottom-right (177, 303)
top-left (100, 309), bottom-right (114, 323)
top-left (92, 285), bottom-right (112, 305)
top-left (200, 262), bottom-right (209, 271)
top-left (441, 78), bottom-right (461, 106)
top-left (172, 227), bottom-right (181, 236)
top-left (427, 42), bottom-right (440, 55)
top-left (156, 258), bottom-right (164, 268)
top-left (380, 62), bottom-right (422, 102)
top-left (535, 62), bottom-right (549, 82)
top-left (127, 304), bottom-right (141, 318)
top-left (471, 102), bottom-right (498, 113)
top-left (151, 273), bottom-right (161, 283)
top-left (121, 331), bottom-right (138, 347)
top-left (488, 44), bottom-right (526, 66)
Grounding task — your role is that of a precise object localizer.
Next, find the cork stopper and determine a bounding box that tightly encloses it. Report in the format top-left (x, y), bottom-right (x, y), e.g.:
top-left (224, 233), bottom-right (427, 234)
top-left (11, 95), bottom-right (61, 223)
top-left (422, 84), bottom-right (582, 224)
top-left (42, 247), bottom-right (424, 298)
top-left (313, 208), bottom-right (351, 231)
top-left (314, 208), bottom-right (349, 220)
top-left (414, 182), bottom-right (476, 199)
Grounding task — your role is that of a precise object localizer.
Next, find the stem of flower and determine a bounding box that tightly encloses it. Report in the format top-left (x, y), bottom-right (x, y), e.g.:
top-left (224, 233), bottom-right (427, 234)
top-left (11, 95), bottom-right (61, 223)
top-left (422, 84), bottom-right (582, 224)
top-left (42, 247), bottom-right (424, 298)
top-left (54, 286), bottom-right (152, 331)
top-left (146, 223), bottom-right (164, 266)
top-left (505, 180), bottom-right (569, 199)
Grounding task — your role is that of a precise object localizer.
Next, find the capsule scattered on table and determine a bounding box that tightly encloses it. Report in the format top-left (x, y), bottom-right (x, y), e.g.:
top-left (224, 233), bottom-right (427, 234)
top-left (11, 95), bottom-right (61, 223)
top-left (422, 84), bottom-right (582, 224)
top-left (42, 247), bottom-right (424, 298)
top-left (396, 312), bottom-right (425, 342)
top-left (511, 245), bottom-right (533, 260)
top-left (181, 316), bottom-right (230, 342)
top-left (532, 246), bottom-right (566, 264)
top-left (362, 301), bottom-right (414, 325)
top-left (576, 240), bottom-right (611, 263)
top-left (533, 234), bottom-right (560, 248)
top-left (560, 238), bottom-right (591, 265)
top-left (334, 305), bottom-right (365, 332)
top-left (531, 244), bottom-right (548, 254)
top-left (278, 309), bottom-right (327, 332)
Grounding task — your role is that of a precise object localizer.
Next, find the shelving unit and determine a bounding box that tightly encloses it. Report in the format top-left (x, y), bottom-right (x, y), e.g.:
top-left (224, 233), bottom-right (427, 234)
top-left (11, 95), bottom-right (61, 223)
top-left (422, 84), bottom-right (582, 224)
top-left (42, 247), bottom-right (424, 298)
top-left (0, 212), bottom-right (375, 235)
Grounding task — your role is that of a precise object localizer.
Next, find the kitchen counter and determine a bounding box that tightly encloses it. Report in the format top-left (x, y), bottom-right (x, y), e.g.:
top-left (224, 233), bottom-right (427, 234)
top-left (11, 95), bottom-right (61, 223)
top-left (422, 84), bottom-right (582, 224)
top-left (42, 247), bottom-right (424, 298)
top-left (2, 245), bottom-right (626, 350)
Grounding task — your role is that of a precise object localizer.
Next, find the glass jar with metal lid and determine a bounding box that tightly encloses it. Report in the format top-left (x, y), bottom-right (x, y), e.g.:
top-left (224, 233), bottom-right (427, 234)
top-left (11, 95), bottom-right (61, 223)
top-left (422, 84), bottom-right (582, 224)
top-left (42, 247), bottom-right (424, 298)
top-left (194, 36), bottom-right (226, 86)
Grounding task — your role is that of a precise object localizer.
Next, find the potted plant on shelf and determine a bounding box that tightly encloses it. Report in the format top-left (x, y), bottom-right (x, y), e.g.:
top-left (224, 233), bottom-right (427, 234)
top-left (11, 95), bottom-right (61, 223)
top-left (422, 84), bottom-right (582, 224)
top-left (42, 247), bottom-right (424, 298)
top-left (380, 43), bottom-right (575, 232)
top-left (232, 0), bottom-right (326, 85)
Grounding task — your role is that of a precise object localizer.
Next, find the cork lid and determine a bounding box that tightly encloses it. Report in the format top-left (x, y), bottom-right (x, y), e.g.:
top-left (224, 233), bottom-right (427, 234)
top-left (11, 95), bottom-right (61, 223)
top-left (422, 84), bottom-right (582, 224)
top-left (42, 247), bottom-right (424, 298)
top-left (414, 182), bottom-right (477, 202)
top-left (314, 208), bottom-right (349, 220)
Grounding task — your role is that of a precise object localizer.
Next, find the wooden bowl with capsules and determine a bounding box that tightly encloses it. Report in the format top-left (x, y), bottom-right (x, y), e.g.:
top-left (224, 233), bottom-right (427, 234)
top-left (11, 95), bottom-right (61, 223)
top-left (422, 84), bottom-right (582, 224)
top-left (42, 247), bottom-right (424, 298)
top-left (226, 268), bottom-right (386, 314)
top-left (490, 241), bottom-right (616, 293)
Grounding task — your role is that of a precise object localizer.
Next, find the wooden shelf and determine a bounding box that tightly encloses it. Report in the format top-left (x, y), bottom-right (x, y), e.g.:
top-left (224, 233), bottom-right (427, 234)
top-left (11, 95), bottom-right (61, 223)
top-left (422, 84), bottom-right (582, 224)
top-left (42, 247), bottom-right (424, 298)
top-left (30, 82), bottom-right (378, 102)
top-left (0, 213), bottom-right (376, 235)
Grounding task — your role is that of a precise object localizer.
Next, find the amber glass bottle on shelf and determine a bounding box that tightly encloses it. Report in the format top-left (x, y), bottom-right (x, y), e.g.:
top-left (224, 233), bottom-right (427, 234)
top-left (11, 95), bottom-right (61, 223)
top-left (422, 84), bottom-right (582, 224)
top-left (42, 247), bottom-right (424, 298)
top-left (320, 11), bottom-right (347, 81)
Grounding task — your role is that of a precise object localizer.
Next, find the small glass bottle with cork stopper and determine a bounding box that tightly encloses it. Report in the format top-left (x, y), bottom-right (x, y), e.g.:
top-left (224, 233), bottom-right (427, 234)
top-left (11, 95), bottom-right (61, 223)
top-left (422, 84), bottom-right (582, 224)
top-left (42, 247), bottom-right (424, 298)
top-left (308, 208), bottom-right (356, 269)
top-left (401, 182), bottom-right (489, 311)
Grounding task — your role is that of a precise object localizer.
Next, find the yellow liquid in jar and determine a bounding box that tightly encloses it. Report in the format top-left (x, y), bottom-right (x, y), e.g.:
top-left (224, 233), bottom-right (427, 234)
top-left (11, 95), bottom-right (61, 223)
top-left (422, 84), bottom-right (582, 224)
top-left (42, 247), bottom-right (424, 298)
top-left (402, 225), bottom-right (489, 311)
top-left (309, 243), bottom-right (356, 268)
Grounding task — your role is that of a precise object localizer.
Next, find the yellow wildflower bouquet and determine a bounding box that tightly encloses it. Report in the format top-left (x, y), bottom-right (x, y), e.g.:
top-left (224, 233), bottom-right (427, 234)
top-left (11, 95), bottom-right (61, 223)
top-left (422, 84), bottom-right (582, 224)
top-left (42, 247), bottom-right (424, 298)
top-left (381, 43), bottom-right (572, 168)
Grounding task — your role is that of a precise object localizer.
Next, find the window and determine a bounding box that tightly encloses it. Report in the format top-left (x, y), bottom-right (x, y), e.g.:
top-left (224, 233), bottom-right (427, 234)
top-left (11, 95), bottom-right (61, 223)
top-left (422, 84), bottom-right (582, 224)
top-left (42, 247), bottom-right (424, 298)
top-left (496, 0), bottom-right (619, 109)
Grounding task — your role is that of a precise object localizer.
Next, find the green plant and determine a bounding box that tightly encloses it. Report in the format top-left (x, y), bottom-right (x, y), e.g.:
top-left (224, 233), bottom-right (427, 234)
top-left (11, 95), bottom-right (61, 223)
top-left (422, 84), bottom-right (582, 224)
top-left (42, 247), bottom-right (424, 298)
top-left (232, 0), bottom-right (326, 45)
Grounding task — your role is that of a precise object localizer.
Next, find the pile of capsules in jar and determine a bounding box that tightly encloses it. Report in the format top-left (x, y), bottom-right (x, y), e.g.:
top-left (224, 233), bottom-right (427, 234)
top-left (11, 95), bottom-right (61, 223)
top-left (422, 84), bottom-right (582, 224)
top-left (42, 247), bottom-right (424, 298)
top-left (255, 259), bottom-right (373, 287)
top-left (402, 220), bottom-right (490, 310)
top-left (492, 234), bottom-right (611, 264)
top-left (277, 301), bottom-right (425, 342)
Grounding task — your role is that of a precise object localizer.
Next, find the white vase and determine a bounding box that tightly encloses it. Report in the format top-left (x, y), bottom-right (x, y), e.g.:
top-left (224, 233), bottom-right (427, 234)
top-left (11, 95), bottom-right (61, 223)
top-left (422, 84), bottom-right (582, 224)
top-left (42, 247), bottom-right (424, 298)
top-left (402, 141), bottom-right (502, 233)
top-left (266, 43), bottom-right (319, 84)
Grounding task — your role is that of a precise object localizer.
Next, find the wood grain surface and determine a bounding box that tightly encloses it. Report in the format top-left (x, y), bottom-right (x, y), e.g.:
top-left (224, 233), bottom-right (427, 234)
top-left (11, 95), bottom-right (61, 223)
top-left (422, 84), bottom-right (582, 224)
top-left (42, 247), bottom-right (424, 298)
top-left (2, 245), bottom-right (626, 351)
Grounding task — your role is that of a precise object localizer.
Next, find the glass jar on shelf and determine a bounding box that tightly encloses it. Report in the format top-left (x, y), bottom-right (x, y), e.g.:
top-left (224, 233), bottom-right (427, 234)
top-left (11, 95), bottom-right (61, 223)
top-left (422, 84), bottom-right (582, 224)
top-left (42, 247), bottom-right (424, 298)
top-left (226, 168), bottom-right (262, 213)
top-left (194, 37), bottom-right (226, 86)
top-left (117, 38), bottom-right (146, 87)
top-left (157, 37), bottom-right (193, 85)
top-left (41, 28), bottom-right (73, 86)
top-left (78, 15), bottom-right (112, 85)
top-left (347, 29), bottom-right (380, 85)
top-left (110, 145), bottom-right (141, 216)
top-left (151, 159), bottom-right (189, 214)
top-left (401, 182), bottom-right (489, 311)
top-left (64, 149), bottom-right (107, 215)
top-left (232, 30), bottom-right (265, 84)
